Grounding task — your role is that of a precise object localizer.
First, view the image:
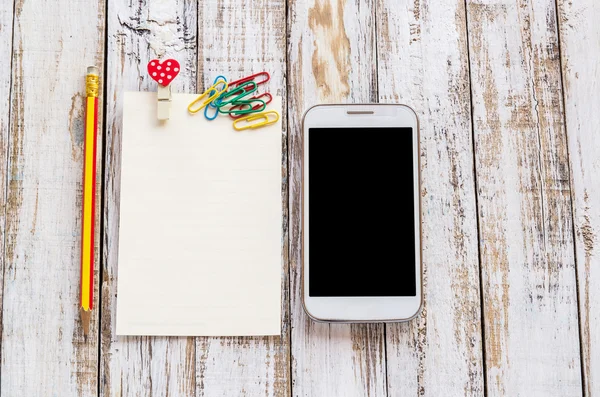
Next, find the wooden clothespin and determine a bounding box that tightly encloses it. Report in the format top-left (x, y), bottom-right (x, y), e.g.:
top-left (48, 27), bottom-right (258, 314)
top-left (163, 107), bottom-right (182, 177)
top-left (147, 59), bottom-right (180, 120)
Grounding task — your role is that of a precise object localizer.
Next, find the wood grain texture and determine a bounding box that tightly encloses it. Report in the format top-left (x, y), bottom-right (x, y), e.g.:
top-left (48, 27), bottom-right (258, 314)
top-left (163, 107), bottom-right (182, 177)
top-left (101, 1), bottom-right (197, 396)
top-left (557, 0), bottom-right (600, 394)
top-left (0, 0), bottom-right (14, 362)
top-left (0, 0), bottom-right (597, 394)
top-left (1, 0), bottom-right (105, 395)
top-left (466, 0), bottom-right (582, 395)
top-left (377, 0), bottom-right (485, 395)
top-left (196, 0), bottom-right (290, 395)
top-left (287, 0), bottom-right (386, 396)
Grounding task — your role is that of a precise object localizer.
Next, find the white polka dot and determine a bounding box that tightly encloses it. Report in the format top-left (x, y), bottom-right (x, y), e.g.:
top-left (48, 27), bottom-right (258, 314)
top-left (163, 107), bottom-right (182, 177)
top-left (152, 72), bottom-right (157, 76)
top-left (167, 75), bottom-right (172, 79)
top-left (166, 67), bottom-right (170, 71)
top-left (160, 73), bottom-right (165, 77)
top-left (174, 68), bottom-right (179, 72)
top-left (167, 62), bottom-right (171, 66)
top-left (158, 79), bottom-right (163, 84)
top-left (151, 62), bottom-right (155, 66)
top-left (157, 66), bottom-right (162, 70)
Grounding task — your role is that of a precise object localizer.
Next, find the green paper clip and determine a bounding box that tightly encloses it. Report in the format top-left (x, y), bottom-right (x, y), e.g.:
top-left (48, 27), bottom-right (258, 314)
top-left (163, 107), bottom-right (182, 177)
top-left (217, 81), bottom-right (257, 109)
top-left (219, 99), bottom-right (266, 115)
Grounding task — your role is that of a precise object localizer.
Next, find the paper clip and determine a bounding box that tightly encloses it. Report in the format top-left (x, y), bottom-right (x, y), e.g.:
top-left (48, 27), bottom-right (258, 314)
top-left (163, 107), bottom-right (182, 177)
top-left (220, 99), bottom-right (266, 116)
top-left (233, 111), bottom-right (280, 131)
top-left (229, 92), bottom-right (273, 119)
top-left (204, 75), bottom-right (228, 120)
top-left (228, 72), bottom-right (270, 91)
top-left (188, 79), bottom-right (228, 114)
top-left (217, 81), bottom-right (257, 108)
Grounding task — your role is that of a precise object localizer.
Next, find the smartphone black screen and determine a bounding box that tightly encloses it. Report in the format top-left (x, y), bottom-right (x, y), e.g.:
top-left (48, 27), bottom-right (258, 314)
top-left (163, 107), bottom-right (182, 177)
top-left (308, 127), bottom-right (417, 297)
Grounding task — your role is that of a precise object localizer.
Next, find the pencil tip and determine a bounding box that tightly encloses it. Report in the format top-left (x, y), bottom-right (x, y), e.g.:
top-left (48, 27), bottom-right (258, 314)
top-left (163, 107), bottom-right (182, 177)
top-left (80, 308), bottom-right (91, 337)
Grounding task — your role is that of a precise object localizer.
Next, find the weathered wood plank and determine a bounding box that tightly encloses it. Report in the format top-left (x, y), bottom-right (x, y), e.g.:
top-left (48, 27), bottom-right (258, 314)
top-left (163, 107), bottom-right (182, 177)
top-left (466, 0), bottom-right (582, 395)
top-left (196, 0), bottom-right (290, 395)
top-left (101, 1), bottom-right (197, 396)
top-left (1, 0), bottom-right (105, 395)
top-left (288, 0), bottom-right (387, 396)
top-left (0, 0), bottom-right (15, 365)
top-left (377, 0), bottom-right (485, 395)
top-left (557, 0), bottom-right (600, 394)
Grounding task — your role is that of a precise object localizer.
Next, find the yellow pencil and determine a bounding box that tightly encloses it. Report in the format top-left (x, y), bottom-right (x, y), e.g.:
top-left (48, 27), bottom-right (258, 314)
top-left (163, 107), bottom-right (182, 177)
top-left (80, 66), bottom-right (99, 336)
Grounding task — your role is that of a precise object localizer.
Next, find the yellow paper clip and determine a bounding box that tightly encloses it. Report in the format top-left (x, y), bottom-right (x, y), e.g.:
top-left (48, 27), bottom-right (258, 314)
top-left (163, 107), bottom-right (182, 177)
top-left (188, 80), bottom-right (228, 114)
top-left (233, 110), bottom-right (280, 131)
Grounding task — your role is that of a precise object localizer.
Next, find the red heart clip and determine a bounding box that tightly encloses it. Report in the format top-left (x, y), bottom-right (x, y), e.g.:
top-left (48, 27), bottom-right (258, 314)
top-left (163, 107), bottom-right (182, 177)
top-left (147, 59), bottom-right (180, 87)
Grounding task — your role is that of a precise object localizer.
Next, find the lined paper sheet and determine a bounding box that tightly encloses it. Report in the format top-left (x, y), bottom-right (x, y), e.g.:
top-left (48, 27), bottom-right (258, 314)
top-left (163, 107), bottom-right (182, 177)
top-left (115, 92), bottom-right (282, 336)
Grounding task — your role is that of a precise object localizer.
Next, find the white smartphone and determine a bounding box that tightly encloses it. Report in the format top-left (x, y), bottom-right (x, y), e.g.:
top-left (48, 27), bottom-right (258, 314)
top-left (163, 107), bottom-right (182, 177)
top-left (302, 104), bottom-right (423, 322)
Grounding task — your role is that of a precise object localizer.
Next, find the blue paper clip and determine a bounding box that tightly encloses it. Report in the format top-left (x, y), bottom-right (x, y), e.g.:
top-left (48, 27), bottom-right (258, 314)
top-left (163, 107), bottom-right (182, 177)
top-left (204, 75), bottom-right (228, 120)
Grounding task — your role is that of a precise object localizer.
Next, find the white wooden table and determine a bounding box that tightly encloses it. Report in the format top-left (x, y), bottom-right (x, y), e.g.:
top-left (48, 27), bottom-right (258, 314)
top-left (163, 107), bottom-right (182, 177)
top-left (0, 0), bottom-right (598, 396)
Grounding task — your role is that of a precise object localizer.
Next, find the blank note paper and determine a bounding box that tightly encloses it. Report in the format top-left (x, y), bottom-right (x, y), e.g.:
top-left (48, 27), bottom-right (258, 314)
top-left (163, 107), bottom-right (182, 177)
top-left (115, 92), bottom-right (282, 336)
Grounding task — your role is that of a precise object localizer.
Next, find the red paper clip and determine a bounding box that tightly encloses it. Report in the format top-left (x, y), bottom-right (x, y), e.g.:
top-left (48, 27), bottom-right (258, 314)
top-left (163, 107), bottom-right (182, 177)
top-left (229, 72), bottom-right (270, 90)
top-left (229, 92), bottom-right (274, 119)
